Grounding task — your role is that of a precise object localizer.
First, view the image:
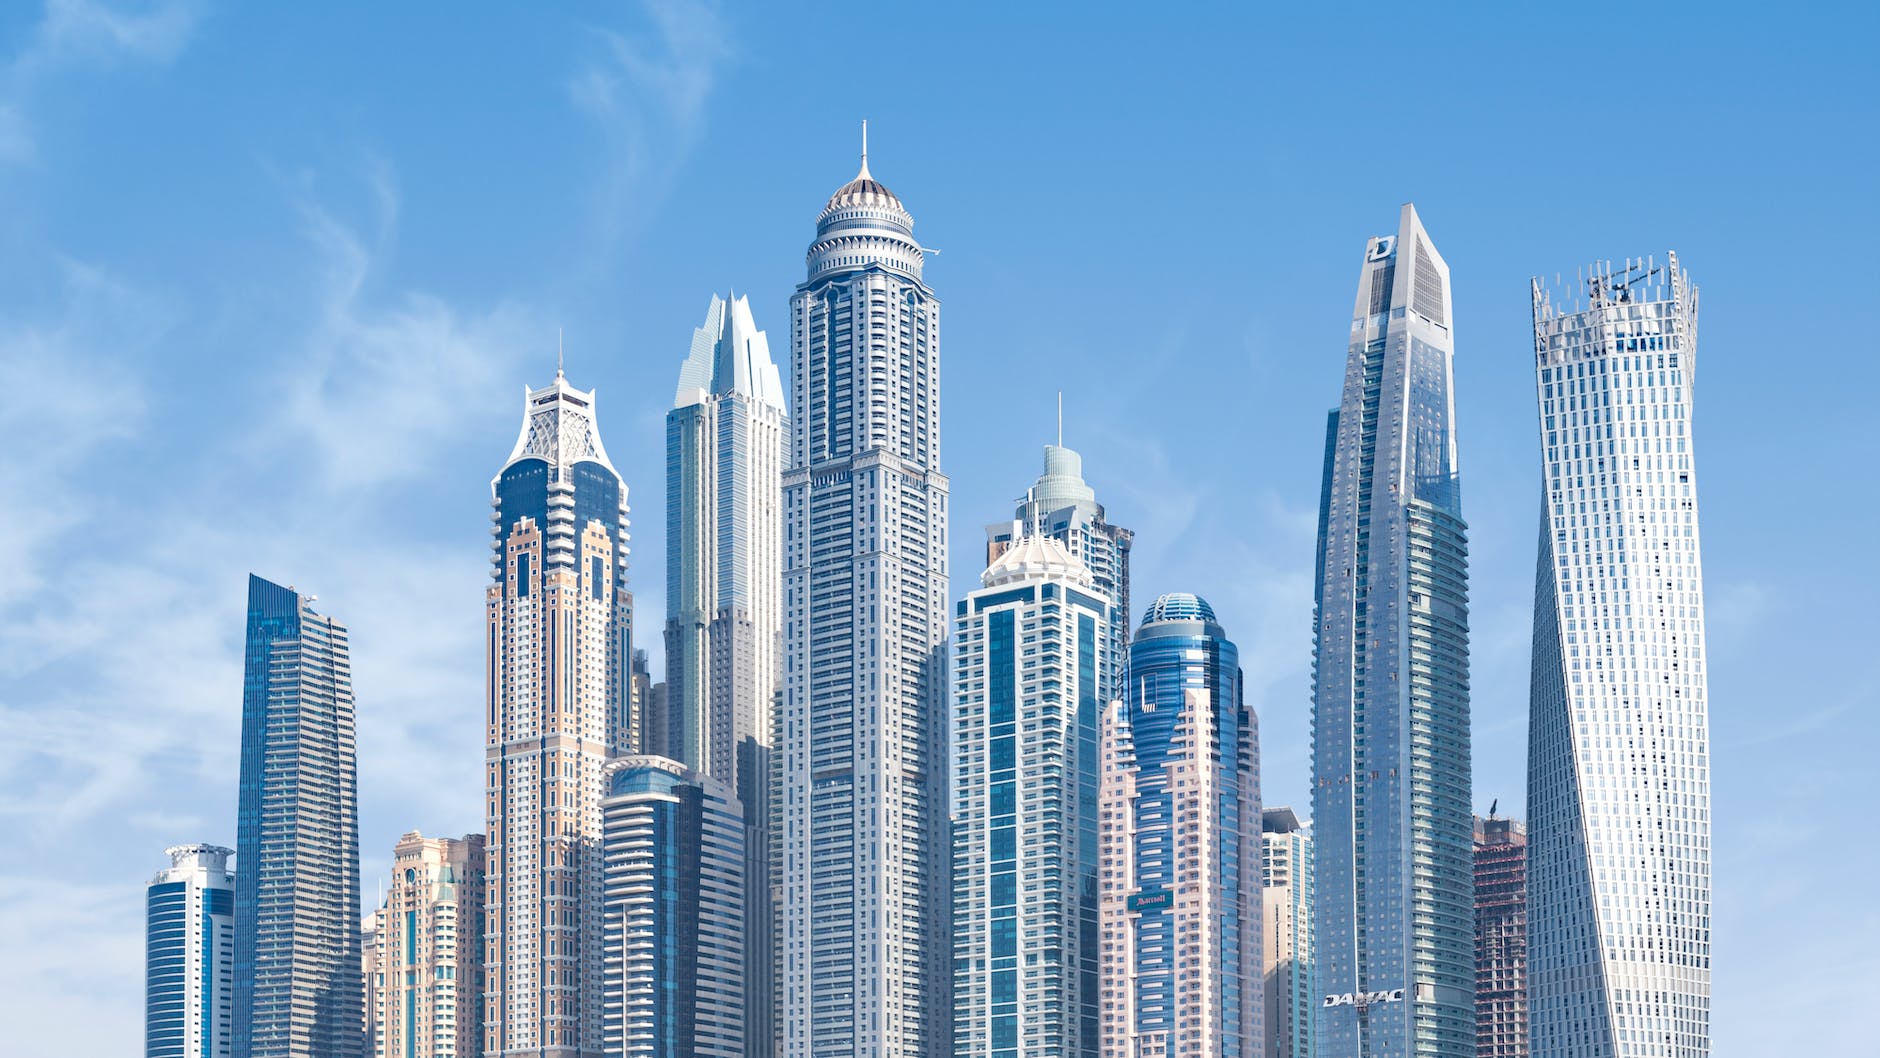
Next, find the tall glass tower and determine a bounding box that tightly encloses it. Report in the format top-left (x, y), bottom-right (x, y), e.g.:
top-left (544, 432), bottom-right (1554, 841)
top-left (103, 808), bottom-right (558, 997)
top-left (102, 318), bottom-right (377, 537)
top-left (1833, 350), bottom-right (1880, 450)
top-left (148, 844), bottom-right (235, 1058)
top-left (1263, 808), bottom-right (1314, 1058)
top-left (485, 370), bottom-right (633, 1056)
top-left (1312, 204), bottom-right (1474, 1058)
top-left (666, 291), bottom-right (787, 1056)
top-left (1526, 256), bottom-right (1710, 1058)
top-left (953, 535), bottom-right (1110, 1058)
top-left (600, 756), bottom-right (747, 1058)
top-left (984, 442), bottom-right (1132, 705)
top-left (1098, 594), bottom-right (1262, 1058)
top-left (780, 129), bottom-right (951, 1058)
top-left (232, 575), bottom-right (363, 1058)
top-left (665, 291), bottom-right (787, 775)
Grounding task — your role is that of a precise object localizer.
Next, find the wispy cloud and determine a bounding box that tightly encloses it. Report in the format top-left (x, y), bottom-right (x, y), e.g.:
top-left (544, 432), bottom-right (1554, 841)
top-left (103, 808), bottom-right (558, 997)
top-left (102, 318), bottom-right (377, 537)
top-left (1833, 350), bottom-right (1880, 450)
top-left (0, 166), bottom-right (521, 1051)
top-left (1, 0), bottom-right (200, 165)
top-left (277, 167), bottom-right (546, 492)
top-left (566, 0), bottom-right (734, 246)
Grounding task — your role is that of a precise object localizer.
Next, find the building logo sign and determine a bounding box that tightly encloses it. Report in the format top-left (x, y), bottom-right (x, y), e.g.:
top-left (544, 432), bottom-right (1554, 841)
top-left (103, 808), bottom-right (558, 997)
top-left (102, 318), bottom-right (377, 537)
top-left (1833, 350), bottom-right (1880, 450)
top-left (1127, 889), bottom-right (1172, 913)
top-left (1323, 989), bottom-right (1405, 1008)
top-left (1368, 236), bottom-right (1396, 261)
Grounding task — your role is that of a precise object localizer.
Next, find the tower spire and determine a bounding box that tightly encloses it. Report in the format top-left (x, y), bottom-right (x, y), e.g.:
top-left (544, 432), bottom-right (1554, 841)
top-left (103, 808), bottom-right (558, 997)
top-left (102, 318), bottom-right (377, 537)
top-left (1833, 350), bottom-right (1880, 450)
top-left (859, 118), bottom-right (870, 178)
top-left (1057, 391), bottom-right (1063, 448)
top-left (557, 328), bottom-right (564, 379)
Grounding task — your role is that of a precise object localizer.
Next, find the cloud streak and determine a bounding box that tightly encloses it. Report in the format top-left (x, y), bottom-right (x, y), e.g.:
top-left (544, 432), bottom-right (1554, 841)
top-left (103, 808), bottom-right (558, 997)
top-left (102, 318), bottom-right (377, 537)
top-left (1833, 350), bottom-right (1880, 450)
top-left (1, 0), bottom-right (200, 165)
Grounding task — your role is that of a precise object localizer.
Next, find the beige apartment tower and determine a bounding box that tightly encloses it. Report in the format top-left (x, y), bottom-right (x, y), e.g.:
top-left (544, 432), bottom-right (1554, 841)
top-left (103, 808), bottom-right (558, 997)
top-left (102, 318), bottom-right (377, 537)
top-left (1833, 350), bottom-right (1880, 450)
top-left (367, 833), bottom-right (486, 1058)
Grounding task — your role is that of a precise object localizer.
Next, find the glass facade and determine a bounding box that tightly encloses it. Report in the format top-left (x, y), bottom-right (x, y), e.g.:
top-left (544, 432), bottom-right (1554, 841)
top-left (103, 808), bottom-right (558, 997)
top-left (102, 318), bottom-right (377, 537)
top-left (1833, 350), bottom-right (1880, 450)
top-left (232, 576), bottom-right (362, 1058)
top-left (601, 757), bottom-right (746, 1058)
top-left (781, 141), bottom-right (951, 1058)
top-left (1098, 594), bottom-right (1262, 1058)
top-left (147, 845), bottom-right (235, 1058)
top-left (1527, 256), bottom-right (1710, 1058)
top-left (1262, 809), bottom-right (1314, 1058)
top-left (665, 292), bottom-right (787, 1056)
top-left (1313, 205), bottom-right (1474, 1058)
top-left (985, 443), bottom-right (1133, 707)
top-left (485, 372), bottom-right (634, 1056)
top-left (953, 537), bottom-right (1110, 1058)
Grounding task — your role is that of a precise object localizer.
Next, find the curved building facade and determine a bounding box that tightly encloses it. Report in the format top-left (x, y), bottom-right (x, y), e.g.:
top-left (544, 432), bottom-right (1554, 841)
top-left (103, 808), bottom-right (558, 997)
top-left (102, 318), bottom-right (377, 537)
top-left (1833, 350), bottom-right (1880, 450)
top-left (601, 756), bottom-right (746, 1058)
top-left (484, 371), bottom-right (634, 1056)
top-left (148, 844), bottom-right (235, 1058)
top-left (780, 133), bottom-right (951, 1058)
top-left (1526, 257), bottom-right (1710, 1058)
top-left (1099, 594), bottom-right (1262, 1058)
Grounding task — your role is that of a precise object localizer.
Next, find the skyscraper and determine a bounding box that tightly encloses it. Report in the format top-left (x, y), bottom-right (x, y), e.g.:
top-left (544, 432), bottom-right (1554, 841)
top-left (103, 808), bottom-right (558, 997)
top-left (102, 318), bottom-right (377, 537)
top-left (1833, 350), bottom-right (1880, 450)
top-left (780, 128), bottom-right (951, 1058)
top-left (366, 832), bottom-right (486, 1058)
top-left (148, 844), bottom-right (235, 1058)
top-left (1526, 256), bottom-right (1710, 1058)
top-left (485, 369), bottom-right (633, 1056)
top-left (1098, 594), bottom-right (1262, 1058)
top-left (666, 291), bottom-right (787, 1055)
top-left (1312, 204), bottom-right (1474, 1057)
top-left (233, 575), bottom-right (363, 1058)
top-left (1262, 809), bottom-right (1313, 1058)
top-left (985, 440), bottom-right (1133, 705)
top-left (1472, 815), bottom-right (1527, 1058)
top-left (953, 535), bottom-right (1110, 1058)
top-left (599, 756), bottom-right (747, 1058)
top-left (665, 291), bottom-right (787, 776)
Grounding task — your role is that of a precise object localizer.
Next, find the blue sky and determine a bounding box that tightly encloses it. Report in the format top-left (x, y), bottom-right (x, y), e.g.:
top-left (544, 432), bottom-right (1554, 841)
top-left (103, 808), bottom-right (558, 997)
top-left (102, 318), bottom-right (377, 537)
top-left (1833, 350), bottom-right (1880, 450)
top-left (0, 2), bottom-right (1873, 1053)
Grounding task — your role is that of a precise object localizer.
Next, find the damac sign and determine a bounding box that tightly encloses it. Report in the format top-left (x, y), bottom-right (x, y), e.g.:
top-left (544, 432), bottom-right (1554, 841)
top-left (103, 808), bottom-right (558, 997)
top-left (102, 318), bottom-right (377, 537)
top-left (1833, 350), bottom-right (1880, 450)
top-left (1323, 989), bottom-right (1405, 1008)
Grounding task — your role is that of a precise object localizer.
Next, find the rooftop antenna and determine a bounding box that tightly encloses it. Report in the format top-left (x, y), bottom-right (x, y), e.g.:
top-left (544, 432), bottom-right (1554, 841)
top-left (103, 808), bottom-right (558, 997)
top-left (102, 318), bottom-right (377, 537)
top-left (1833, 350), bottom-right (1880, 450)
top-left (557, 328), bottom-right (565, 379)
top-left (1057, 391), bottom-right (1063, 448)
top-left (859, 119), bottom-right (870, 178)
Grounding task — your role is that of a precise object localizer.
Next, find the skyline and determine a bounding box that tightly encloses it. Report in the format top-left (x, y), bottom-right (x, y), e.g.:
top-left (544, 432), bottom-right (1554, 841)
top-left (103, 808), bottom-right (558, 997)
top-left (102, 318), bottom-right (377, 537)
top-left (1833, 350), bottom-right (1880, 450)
top-left (1, 4), bottom-right (1874, 1056)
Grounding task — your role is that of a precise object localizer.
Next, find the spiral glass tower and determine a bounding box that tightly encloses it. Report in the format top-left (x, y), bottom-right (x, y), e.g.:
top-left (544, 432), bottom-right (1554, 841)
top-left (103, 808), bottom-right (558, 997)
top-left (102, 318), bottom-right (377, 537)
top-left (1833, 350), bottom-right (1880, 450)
top-left (1526, 256), bottom-right (1710, 1058)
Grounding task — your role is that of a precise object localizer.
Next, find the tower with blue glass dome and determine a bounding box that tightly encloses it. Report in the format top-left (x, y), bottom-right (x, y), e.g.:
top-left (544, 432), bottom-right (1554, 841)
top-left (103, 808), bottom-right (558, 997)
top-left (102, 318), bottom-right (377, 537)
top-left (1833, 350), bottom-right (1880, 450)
top-left (1098, 593), bottom-right (1262, 1058)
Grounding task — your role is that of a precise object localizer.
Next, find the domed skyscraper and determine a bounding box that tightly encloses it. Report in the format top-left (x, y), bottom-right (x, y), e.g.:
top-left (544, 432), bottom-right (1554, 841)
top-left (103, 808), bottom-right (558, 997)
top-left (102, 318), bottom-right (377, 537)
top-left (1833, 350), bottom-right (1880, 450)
top-left (1098, 593), bottom-right (1264, 1058)
top-left (779, 126), bottom-right (951, 1058)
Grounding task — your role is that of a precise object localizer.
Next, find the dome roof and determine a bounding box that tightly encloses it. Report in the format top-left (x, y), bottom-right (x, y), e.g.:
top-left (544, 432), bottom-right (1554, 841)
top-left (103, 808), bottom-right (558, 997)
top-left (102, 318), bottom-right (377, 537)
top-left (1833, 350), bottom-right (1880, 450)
top-left (823, 168), bottom-right (904, 214)
top-left (982, 533), bottom-right (1091, 589)
top-left (1142, 592), bottom-right (1216, 625)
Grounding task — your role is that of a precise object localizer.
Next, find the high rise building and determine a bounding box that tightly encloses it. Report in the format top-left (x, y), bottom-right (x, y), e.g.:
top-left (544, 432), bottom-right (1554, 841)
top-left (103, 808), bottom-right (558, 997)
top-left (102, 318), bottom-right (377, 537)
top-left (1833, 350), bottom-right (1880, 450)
top-left (148, 844), bottom-right (235, 1058)
top-left (779, 128), bottom-right (951, 1058)
top-left (665, 291), bottom-right (787, 777)
top-left (233, 575), bottom-right (363, 1058)
top-left (366, 832), bottom-right (486, 1058)
top-left (1262, 809), bottom-right (1313, 1058)
top-left (985, 440), bottom-right (1133, 704)
top-left (627, 648), bottom-right (652, 757)
top-left (666, 291), bottom-right (787, 1055)
top-left (1527, 255), bottom-right (1711, 1058)
top-left (1312, 204), bottom-right (1474, 1057)
top-left (631, 648), bottom-right (669, 763)
top-left (953, 535), bottom-right (1110, 1058)
top-left (1473, 815), bottom-right (1527, 1058)
top-left (1098, 594), bottom-right (1262, 1058)
top-left (485, 369), bottom-right (634, 1056)
top-left (600, 756), bottom-right (746, 1058)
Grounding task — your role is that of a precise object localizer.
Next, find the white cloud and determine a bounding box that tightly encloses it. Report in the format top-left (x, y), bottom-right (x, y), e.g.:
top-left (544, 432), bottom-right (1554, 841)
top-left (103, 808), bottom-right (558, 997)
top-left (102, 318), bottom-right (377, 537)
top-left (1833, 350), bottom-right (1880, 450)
top-left (567, 0), bottom-right (734, 245)
top-left (1, 0), bottom-right (200, 165)
top-left (0, 172), bottom-right (522, 1052)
